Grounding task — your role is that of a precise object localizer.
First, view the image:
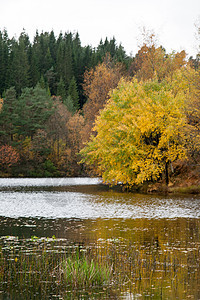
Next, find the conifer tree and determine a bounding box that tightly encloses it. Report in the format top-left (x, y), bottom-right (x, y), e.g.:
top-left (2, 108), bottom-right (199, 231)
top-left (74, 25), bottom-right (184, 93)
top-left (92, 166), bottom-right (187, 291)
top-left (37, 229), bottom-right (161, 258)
top-left (9, 32), bottom-right (30, 95)
top-left (57, 77), bottom-right (67, 100)
top-left (0, 30), bottom-right (9, 95)
top-left (68, 76), bottom-right (79, 110)
top-left (0, 87), bottom-right (17, 143)
top-left (14, 84), bottom-right (53, 139)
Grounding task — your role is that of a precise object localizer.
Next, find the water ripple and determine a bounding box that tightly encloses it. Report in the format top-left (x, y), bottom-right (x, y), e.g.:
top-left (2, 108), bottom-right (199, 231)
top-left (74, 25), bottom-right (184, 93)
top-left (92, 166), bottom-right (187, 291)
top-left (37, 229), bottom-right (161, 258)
top-left (0, 189), bottom-right (199, 219)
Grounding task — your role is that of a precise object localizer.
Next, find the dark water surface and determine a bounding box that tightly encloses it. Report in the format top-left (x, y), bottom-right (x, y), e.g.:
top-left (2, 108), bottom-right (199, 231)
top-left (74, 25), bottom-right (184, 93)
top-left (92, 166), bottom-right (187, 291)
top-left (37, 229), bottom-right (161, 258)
top-left (0, 178), bottom-right (200, 299)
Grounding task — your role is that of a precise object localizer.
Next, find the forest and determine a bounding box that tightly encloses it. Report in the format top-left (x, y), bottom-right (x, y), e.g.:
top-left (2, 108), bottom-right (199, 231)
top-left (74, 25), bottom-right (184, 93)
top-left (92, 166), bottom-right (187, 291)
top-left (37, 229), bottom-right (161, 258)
top-left (0, 28), bottom-right (199, 189)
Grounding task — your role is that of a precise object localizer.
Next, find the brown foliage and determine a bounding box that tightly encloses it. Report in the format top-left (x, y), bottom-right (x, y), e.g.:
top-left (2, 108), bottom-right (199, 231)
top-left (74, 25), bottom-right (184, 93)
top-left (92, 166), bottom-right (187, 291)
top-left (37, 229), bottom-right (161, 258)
top-left (45, 97), bottom-right (86, 175)
top-left (0, 145), bottom-right (20, 171)
top-left (129, 43), bottom-right (187, 82)
top-left (0, 98), bottom-right (3, 111)
top-left (47, 97), bottom-right (72, 164)
top-left (82, 56), bottom-right (124, 141)
top-left (64, 112), bottom-right (87, 175)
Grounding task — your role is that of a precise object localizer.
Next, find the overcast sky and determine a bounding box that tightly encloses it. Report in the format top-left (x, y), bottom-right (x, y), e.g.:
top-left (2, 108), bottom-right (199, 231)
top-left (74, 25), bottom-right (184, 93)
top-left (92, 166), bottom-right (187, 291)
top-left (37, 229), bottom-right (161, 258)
top-left (1, 0), bottom-right (200, 57)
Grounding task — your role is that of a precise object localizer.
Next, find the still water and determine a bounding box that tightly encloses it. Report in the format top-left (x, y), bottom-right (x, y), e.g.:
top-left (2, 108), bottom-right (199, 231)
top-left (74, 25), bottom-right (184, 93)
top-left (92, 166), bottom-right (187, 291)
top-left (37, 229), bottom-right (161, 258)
top-left (0, 178), bottom-right (200, 299)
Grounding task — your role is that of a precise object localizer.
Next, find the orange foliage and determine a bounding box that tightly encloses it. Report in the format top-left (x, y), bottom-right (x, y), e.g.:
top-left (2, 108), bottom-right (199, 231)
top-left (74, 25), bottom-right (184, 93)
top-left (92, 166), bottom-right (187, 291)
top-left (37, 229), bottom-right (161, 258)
top-left (0, 98), bottom-right (3, 111)
top-left (64, 112), bottom-right (86, 175)
top-left (82, 56), bottom-right (123, 141)
top-left (130, 44), bottom-right (187, 82)
top-left (0, 145), bottom-right (20, 170)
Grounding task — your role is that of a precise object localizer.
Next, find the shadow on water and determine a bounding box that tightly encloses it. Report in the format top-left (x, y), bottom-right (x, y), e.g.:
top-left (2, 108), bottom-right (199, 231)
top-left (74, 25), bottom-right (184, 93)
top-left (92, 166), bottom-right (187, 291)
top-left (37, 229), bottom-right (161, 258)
top-left (0, 178), bottom-right (200, 299)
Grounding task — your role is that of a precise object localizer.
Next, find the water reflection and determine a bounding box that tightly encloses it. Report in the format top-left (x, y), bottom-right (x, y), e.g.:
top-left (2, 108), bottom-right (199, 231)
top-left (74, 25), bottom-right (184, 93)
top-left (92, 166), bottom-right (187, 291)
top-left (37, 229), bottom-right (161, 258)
top-left (1, 216), bottom-right (200, 299)
top-left (0, 178), bottom-right (200, 299)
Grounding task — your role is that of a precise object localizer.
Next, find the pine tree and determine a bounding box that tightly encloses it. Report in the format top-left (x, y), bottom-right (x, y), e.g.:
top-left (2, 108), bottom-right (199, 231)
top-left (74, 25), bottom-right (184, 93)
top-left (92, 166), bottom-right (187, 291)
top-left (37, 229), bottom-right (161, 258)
top-left (57, 76), bottom-right (67, 100)
top-left (49, 30), bottom-right (57, 66)
top-left (9, 32), bottom-right (30, 95)
top-left (0, 30), bottom-right (9, 95)
top-left (68, 76), bottom-right (79, 110)
top-left (14, 84), bottom-right (53, 139)
top-left (0, 87), bottom-right (17, 143)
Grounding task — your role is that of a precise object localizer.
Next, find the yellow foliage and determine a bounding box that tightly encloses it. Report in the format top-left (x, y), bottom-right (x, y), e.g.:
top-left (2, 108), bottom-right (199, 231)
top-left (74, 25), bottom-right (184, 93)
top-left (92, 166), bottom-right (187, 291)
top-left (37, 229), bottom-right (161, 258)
top-left (22, 137), bottom-right (33, 160)
top-left (81, 77), bottom-right (188, 186)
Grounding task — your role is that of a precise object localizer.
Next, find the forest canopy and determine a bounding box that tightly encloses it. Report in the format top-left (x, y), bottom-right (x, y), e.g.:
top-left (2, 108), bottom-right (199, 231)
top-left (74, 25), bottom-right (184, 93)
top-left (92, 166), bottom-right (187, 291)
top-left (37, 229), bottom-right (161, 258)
top-left (0, 29), bottom-right (200, 187)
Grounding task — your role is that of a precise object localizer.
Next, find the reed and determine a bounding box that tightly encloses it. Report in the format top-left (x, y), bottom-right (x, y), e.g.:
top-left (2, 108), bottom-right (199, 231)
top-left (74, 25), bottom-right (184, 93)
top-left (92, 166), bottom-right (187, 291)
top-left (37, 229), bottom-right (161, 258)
top-left (0, 239), bottom-right (113, 299)
top-left (59, 250), bottom-right (112, 288)
top-left (0, 236), bottom-right (199, 299)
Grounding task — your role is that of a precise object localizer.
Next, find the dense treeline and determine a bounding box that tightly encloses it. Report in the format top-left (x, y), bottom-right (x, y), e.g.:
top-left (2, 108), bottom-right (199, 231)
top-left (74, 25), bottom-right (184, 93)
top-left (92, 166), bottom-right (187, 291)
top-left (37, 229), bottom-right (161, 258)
top-left (0, 29), bottom-right (199, 186)
top-left (0, 29), bottom-right (130, 107)
top-left (0, 29), bottom-right (130, 177)
top-left (80, 34), bottom-right (200, 188)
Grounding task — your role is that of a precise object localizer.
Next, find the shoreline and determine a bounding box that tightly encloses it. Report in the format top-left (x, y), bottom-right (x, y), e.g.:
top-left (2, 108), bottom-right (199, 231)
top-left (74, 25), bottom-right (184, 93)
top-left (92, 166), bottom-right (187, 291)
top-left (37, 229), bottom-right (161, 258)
top-left (0, 175), bottom-right (200, 195)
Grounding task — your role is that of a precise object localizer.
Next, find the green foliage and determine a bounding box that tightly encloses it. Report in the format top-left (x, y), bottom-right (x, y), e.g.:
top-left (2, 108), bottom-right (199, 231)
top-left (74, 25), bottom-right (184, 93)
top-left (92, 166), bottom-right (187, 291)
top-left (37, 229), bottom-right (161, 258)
top-left (27, 160), bottom-right (58, 178)
top-left (68, 76), bottom-right (80, 111)
top-left (63, 95), bottom-right (76, 113)
top-left (57, 76), bottom-right (66, 100)
top-left (13, 84), bottom-right (53, 139)
top-left (43, 160), bottom-right (58, 177)
top-left (0, 29), bottom-right (130, 106)
top-left (0, 29), bottom-right (198, 181)
top-left (61, 250), bottom-right (112, 288)
top-left (0, 87), bottom-right (17, 142)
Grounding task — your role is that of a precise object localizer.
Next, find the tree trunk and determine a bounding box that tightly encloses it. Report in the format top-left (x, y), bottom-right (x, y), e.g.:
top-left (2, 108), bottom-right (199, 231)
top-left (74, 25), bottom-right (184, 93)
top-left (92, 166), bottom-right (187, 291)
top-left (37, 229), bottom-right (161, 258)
top-left (165, 161), bottom-right (169, 186)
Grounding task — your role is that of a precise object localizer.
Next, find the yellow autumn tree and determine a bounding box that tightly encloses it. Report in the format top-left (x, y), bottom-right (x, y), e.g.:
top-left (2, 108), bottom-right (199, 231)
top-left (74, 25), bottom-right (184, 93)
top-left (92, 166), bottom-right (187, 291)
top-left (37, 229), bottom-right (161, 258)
top-left (179, 67), bottom-right (200, 162)
top-left (80, 78), bottom-right (188, 186)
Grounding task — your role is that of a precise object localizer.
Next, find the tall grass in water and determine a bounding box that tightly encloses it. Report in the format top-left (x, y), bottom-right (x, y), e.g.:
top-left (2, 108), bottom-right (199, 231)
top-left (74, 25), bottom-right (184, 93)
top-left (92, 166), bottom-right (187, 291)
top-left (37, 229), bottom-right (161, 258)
top-left (59, 250), bottom-right (112, 288)
top-left (0, 240), bottom-right (113, 299)
top-left (0, 244), bottom-right (61, 299)
top-left (1, 236), bottom-right (199, 299)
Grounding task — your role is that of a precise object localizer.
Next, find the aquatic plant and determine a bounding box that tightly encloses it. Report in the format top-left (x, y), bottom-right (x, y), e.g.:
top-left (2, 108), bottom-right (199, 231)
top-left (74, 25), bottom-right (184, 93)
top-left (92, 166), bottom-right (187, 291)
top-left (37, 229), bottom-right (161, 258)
top-left (59, 250), bottom-right (112, 288)
top-left (0, 234), bottom-right (199, 299)
top-left (0, 238), bottom-right (113, 299)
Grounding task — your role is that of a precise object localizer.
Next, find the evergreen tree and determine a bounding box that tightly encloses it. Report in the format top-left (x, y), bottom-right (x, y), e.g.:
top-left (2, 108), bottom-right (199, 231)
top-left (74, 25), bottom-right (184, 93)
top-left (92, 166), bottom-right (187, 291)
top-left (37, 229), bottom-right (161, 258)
top-left (28, 43), bottom-right (40, 87)
top-left (56, 36), bottom-right (73, 87)
top-left (14, 84), bottom-right (53, 139)
top-left (63, 95), bottom-right (76, 113)
top-left (0, 30), bottom-right (9, 95)
top-left (0, 87), bottom-right (17, 143)
top-left (49, 30), bottom-right (57, 66)
top-left (68, 76), bottom-right (79, 110)
top-left (0, 29), bottom-right (131, 102)
top-left (72, 32), bottom-right (82, 80)
top-left (39, 75), bottom-right (46, 90)
top-left (45, 66), bottom-right (57, 95)
top-left (9, 32), bottom-right (30, 95)
top-left (57, 76), bottom-right (67, 100)
top-left (44, 47), bottom-right (53, 71)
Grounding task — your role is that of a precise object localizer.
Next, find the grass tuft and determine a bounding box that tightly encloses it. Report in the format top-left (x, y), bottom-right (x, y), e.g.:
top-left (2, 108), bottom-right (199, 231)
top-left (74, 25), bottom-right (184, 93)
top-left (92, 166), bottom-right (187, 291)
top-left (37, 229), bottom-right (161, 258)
top-left (60, 251), bottom-right (112, 288)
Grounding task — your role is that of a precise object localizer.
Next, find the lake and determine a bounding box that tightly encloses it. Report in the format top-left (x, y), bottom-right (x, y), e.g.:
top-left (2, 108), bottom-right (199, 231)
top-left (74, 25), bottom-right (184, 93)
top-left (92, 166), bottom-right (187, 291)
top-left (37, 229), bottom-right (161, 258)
top-left (0, 178), bottom-right (200, 299)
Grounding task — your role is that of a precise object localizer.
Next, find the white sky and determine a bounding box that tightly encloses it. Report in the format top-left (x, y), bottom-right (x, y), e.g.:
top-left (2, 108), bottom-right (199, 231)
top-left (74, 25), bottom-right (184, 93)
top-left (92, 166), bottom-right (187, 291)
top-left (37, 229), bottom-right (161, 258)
top-left (1, 0), bottom-right (200, 57)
